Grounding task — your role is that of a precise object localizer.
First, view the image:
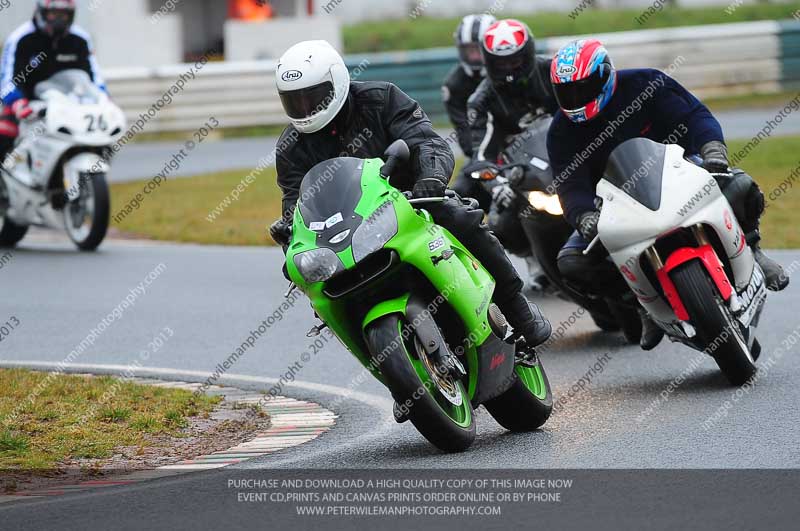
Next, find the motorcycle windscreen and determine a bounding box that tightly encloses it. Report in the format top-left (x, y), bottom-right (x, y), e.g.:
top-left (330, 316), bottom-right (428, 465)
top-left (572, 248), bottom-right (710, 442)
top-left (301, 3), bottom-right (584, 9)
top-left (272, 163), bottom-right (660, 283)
top-left (298, 157), bottom-right (364, 232)
top-left (34, 69), bottom-right (103, 103)
top-left (603, 138), bottom-right (667, 211)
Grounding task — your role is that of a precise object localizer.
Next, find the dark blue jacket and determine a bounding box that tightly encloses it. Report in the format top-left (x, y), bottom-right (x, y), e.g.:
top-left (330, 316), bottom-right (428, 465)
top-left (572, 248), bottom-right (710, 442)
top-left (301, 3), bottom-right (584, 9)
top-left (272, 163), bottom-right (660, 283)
top-left (547, 68), bottom-right (724, 228)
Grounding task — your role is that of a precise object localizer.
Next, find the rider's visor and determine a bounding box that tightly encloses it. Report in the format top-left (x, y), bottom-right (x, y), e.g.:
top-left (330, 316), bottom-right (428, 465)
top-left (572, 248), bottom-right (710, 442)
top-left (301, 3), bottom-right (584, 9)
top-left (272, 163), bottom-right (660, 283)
top-left (487, 52), bottom-right (532, 84)
top-left (42, 8), bottom-right (75, 32)
top-left (553, 67), bottom-right (610, 111)
top-left (458, 43), bottom-right (484, 69)
top-left (279, 81), bottom-right (335, 120)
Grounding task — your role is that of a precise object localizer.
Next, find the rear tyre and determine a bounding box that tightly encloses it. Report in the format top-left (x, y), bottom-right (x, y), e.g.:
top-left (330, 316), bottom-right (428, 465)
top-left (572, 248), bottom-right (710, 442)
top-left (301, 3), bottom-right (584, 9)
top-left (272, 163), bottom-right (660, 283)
top-left (671, 261), bottom-right (756, 386)
top-left (365, 315), bottom-right (475, 452)
top-left (484, 357), bottom-right (552, 432)
top-left (0, 216), bottom-right (28, 248)
top-left (64, 172), bottom-right (109, 251)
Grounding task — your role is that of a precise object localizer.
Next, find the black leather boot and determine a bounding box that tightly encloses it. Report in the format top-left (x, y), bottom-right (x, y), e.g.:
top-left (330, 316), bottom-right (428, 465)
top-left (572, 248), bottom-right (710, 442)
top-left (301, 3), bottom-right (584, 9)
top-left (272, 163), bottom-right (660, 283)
top-left (639, 309), bottom-right (665, 351)
top-left (499, 293), bottom-right (552, 347)
top-left (753, 245), bottom-right (789, 291)
top-left (744, 230), bottom-right (788, 291)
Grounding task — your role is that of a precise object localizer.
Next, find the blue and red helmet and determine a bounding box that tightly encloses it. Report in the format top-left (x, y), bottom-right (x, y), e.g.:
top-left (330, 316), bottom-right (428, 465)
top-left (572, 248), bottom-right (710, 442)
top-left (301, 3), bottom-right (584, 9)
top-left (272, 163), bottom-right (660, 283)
top-left (551, 39), bottom-right (617, 123)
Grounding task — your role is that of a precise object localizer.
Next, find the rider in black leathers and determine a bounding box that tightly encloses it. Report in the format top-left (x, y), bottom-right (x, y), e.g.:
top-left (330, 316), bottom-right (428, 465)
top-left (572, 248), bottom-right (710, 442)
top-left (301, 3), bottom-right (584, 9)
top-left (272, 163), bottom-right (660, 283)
top-left (465, 20), bottom-right (559, 169)
top-left (269, 40), bottom-right (551, 356)
top-left (464, 19), bottom-right (560, 290)
top-left (442, 13), bottom-right (495, 210)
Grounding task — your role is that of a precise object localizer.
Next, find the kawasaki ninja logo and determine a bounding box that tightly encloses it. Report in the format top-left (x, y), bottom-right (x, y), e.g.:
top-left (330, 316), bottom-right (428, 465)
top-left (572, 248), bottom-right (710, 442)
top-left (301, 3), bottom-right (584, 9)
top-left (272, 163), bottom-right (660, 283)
top-left (281, 70), bottom-right (303, 82)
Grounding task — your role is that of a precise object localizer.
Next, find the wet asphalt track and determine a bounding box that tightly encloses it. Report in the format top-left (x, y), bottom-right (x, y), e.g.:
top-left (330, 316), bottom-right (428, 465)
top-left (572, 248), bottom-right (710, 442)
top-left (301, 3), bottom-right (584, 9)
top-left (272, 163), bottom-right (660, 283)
top-left (1, 235), bottom-right (799, 529)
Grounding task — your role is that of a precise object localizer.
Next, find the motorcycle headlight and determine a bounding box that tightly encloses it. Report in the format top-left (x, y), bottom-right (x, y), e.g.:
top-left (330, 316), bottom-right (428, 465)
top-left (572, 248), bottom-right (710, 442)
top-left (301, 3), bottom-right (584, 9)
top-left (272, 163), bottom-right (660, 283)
top-left (352, 201), bottom-right (398, 262)
top-left (293, 248), bottom-right (345, 283)
top-left (528, 191), bottom-right (563, 216)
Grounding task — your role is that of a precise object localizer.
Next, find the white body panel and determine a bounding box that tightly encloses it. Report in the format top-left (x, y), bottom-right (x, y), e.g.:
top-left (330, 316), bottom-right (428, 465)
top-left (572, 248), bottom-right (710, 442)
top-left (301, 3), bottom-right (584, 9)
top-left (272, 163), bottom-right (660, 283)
top-left (596, 144), bottom-right (759, 331)
top-left (1, 74), bottom-right (124, 231)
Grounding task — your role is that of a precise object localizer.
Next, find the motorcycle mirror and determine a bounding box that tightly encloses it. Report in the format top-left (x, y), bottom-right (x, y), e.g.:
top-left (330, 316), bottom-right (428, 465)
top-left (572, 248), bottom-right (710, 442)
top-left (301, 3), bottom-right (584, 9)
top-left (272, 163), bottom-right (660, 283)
top-left (380, 139), bottom-right (411, 178)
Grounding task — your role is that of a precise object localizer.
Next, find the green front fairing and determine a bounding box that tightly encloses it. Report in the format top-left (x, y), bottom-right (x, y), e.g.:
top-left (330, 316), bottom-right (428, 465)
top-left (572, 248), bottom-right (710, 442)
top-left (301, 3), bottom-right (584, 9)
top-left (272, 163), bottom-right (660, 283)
top-left (286, 158), bottom-right (495, 398)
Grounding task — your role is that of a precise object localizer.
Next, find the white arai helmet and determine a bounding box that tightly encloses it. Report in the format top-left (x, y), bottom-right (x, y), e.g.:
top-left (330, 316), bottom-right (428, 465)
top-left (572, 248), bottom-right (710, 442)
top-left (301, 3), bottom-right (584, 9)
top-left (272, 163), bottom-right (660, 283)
top-left (275, 40), bottom-right (351, 134)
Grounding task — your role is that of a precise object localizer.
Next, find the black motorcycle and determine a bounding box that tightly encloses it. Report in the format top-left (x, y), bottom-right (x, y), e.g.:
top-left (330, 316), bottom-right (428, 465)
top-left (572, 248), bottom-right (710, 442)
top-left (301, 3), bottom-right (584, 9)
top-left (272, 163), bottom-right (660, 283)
top-left (464, 114), bottom-right (641, 343)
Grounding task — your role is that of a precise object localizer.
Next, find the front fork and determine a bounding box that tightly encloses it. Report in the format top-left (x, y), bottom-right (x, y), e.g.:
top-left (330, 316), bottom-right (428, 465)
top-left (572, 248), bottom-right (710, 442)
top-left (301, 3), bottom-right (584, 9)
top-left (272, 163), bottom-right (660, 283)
top-left (649, 225), bottom-right (738, 334)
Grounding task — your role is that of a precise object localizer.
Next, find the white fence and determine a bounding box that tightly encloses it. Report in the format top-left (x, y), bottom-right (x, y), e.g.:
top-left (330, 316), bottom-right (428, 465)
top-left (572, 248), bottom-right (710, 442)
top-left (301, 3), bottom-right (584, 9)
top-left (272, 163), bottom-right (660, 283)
top-left (102, 20), bottom-right (798, 133)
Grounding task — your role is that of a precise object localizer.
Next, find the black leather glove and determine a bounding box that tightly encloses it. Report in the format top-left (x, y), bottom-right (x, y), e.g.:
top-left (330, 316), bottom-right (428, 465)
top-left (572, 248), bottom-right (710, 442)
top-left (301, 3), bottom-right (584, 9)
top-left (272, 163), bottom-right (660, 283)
top-left (506, 166), bottom-right (525, 186)
top-left (412, 178), bottom-right (447, 199)
top-left (269, 218), bottom-right (292, 247)
top-left (577, 210), bottom-right (601, 243)
top-left (701, 141), bottom-right (730, 174)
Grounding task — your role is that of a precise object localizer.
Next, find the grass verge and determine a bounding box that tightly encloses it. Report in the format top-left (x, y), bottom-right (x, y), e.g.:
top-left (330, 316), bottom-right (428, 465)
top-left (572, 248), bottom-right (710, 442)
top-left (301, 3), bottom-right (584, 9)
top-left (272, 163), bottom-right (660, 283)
top-left (110, 135), bottom-right (800, 248)
top-left (343, 3), bottom-right (800, 53)
top-left (0, 368), bottom-right (221, 470)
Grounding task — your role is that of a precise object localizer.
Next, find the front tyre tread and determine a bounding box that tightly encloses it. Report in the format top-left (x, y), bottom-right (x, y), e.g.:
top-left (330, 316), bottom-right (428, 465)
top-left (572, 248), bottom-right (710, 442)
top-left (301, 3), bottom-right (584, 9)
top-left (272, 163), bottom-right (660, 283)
top-left (671, 261), bottom-right (756, 386)
top-left (365, 315), bottom-right (476, 453)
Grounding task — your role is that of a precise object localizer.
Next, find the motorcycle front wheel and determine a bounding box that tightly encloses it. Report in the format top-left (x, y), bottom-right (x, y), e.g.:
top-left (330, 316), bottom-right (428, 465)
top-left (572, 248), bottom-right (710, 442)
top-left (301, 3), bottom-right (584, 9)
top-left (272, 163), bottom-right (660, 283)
top-left (671, 260), bottom-right (756, 386)
top-left (64, 172), bottom-right (110, 251)
top-left (365, 314), bottom-right (476, 453)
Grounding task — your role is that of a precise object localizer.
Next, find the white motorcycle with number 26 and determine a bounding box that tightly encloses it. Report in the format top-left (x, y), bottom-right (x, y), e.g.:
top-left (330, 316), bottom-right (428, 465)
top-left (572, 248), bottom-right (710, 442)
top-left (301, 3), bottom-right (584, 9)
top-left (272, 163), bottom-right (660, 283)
top-left (0, 69), bottom-right (126, 251)
top-left (591, 138), bottom-right (768, 386)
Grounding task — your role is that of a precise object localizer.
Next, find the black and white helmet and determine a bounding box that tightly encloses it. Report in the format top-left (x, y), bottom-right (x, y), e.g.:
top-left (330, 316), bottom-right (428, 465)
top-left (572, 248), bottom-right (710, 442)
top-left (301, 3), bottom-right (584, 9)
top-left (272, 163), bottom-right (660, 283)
top-left (34, 0), bottom-right (76, 39)
top-left (454, 14), bottom-right (496, 76)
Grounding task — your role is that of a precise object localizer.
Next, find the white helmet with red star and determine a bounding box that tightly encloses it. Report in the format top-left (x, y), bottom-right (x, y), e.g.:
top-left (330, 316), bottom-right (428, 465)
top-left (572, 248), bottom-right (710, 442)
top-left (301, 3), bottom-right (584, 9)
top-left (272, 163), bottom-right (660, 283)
top-left (482, 19), bottom-right (536, 87)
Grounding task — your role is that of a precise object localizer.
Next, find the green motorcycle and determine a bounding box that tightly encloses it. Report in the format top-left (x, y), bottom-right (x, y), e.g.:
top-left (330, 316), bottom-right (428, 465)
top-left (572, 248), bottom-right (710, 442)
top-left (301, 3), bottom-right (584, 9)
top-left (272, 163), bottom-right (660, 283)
top-left (285, 140), bottom-right (553, 452)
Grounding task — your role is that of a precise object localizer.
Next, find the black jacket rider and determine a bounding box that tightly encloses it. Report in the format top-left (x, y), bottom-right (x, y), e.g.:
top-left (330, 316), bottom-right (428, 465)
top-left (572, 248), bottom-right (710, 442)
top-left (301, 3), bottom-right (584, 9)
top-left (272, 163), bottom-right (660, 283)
top-left (277, 81), bottom-right (453, 218)
top-left (1, 19), bottom-right (105, 106)
top-left (275, 80), bottom-right (551, 349)
top-left (466, 56), bottom-right (558, 163)
top-left (441, 65), bottom-right (483, 158)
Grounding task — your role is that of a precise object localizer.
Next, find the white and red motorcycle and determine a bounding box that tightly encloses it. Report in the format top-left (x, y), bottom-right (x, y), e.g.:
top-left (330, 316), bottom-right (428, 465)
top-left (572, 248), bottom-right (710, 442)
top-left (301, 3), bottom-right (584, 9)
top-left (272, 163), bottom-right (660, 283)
top-left (0, 69), bottom-right (125, 251)
top-left (592, 138), bottom-right (768, 385)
